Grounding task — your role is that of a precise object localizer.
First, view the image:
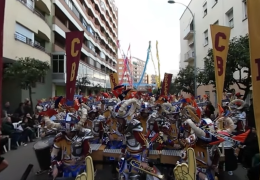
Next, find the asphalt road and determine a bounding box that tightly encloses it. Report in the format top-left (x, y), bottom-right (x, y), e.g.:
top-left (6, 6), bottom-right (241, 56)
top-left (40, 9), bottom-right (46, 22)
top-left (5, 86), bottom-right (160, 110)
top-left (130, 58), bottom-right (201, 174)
top-left (0, 140), bottom-right (248, 180)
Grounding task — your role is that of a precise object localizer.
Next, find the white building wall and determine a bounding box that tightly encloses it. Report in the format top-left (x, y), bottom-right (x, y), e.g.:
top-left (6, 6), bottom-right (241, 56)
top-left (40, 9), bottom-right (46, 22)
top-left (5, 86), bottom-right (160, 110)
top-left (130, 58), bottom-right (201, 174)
top-left (179, 0), bottom-right (248, 69)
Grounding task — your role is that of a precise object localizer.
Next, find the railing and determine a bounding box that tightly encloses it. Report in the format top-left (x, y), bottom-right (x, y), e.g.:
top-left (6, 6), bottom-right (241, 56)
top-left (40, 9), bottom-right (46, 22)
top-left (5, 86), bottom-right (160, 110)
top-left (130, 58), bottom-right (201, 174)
top-left (17, 0), bottom-right (46, 21)
top-left (14, 32), bottom-right (50, 55)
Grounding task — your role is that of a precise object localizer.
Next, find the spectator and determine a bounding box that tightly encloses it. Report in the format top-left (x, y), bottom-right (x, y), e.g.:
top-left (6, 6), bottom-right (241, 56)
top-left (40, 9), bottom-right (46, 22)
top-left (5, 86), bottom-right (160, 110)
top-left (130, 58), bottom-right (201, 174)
top-left (248, 98), bottom-right (255, 128)
top-left (204, 101), bottom-right (215, 118)
top-left (0, 132), bottom-right (8, 154)
top-left (239, 127), bottom-right (259, 168)
top-left (1, 117), bottom-right (21, 150)
top-left (14, 103), bottom-right (25, 119)
top-left (21, 113), bottom-right (35, 142)
top-left (3, 102), bottom-right (12, 117)
top-left (24, 98), bottom-right (33, 115)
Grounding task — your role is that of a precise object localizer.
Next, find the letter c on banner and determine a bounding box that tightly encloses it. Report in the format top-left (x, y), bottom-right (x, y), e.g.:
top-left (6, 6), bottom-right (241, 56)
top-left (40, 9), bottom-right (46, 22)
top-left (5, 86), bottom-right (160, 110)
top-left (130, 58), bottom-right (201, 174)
top-left (71, 38), bottom-right (80, 57)
top-left (215, 32), bottom-right (226, 52)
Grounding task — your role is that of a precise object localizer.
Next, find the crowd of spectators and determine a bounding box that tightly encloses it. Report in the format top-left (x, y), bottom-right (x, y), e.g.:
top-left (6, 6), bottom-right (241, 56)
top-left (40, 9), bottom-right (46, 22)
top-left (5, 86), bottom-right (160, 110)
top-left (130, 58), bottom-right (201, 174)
top-left (0, 99), bottom-right (39, 172)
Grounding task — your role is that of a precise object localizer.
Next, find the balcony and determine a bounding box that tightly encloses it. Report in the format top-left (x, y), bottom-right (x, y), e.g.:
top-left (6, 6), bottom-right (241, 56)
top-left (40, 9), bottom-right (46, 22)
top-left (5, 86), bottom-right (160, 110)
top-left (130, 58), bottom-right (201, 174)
top-left (183, 22), bottom-right (194, 40)
top-left (184, 50), bottom-right (195, 62)
top-left (16, 0), bottom-right (51, 41)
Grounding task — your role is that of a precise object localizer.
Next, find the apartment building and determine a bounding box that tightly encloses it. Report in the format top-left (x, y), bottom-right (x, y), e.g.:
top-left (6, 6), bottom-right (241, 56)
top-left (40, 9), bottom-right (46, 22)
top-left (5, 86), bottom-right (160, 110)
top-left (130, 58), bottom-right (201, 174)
top-left (132, 57), bottom-right (148, 84)
top-left (2, 0), bottom-right (53, 107)
top-left (179, 0), bottom-right (249, 104)
top-left (117, 58), bottom-right (133, 84)
top-left (52, 0), bottom-right (118, 95)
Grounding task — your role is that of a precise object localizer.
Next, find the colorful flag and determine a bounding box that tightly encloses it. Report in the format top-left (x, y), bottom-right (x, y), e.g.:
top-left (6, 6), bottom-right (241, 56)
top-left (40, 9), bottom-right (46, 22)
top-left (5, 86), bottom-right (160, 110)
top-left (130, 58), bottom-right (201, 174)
top-left (210, 25), bottom-right (231, 110)
top-left (109, 73), bottom-right (119, 89)
top-left (65, 31), bottom-right (84, 101)
top-left (247, 0), bottom-right (260, 151)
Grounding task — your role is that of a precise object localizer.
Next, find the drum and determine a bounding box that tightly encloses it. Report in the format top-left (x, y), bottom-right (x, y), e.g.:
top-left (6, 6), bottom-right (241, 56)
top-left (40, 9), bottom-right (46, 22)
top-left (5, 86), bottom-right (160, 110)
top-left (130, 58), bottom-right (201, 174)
top-left (33, 136), bottom-right (55, 170)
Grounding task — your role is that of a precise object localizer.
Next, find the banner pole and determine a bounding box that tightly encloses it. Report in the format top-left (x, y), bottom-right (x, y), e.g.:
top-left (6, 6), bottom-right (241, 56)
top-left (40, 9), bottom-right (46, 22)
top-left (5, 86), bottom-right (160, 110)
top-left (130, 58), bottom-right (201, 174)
top-left (0, 0), bottom-right (6, 127)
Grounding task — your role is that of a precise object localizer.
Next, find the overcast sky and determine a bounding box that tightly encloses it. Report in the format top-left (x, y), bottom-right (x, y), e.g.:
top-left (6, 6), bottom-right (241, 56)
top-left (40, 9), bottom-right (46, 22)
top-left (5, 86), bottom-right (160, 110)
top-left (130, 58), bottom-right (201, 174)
top-left (114, 0), bottom-right (191, 76)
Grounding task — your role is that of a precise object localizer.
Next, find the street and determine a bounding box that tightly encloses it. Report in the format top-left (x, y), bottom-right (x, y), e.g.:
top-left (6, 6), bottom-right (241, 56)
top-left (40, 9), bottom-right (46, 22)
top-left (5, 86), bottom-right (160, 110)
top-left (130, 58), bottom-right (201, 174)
top-left (0, 141), bottom-right (248, 180)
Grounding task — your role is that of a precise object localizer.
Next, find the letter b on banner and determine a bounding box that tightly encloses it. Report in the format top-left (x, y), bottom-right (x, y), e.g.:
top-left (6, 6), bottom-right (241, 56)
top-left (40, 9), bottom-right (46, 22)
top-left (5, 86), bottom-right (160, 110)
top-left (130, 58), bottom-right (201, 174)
top-left (70, 62), bottom-right (76, 81)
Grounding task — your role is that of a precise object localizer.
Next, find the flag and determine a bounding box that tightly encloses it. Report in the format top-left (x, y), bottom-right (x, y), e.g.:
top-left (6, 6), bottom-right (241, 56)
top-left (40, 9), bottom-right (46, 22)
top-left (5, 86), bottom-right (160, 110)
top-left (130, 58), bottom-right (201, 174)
top-left (210, 25), bottom-right (231, 107)
top-left (116, 40), bottom-right (120, 48)
top-left (109, 73), bottom-right (119, 89)
top-left (65, 31), bottom-right (84, 101)
top-left (247, 0), bottom-right (260, 151)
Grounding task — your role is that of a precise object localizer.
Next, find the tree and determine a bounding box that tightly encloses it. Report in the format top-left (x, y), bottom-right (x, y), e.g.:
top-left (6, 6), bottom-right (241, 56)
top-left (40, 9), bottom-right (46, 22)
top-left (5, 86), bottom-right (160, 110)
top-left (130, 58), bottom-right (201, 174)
top-left (91, 84), bottom-right (102, 94)
top-left (76, 76), bottom-right (91, 94)
top-left (202, 34), bottom-right (251, 100)
top-left (4, 57), bottom-right (50, 109)
top-left (173, 65), bottom-right (203, 96)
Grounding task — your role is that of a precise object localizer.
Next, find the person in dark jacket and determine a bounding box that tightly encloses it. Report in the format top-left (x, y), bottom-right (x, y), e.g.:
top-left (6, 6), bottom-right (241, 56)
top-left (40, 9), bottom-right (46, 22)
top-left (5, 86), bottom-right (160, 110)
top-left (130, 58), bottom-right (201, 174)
top-left (247, 98), bottom-right (255, 128)
top-left (1, 117), bottom-right (22, 150)
top-left (238, 127), bottom-right (259, 168)
top-left (14, 103), bottom-right (25, 119)
top-left (21, 113), bottom-right (35, 142)
top-left (204, 101), bottom-right (215, 118)
top-left (23, 99), bottom-right (33, 116)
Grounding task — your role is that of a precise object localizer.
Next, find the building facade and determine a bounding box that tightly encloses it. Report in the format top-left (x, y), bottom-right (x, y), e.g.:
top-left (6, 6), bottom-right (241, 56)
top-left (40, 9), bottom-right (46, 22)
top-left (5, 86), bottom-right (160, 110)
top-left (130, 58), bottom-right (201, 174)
top-left (179, 0), bottom-right (249, 104)
top-left (132, 57), bottom-right (148, 84)
top-left (52, 0), bottom-right (118, 95)
top-left (3, 0), bottom-right (53, 109)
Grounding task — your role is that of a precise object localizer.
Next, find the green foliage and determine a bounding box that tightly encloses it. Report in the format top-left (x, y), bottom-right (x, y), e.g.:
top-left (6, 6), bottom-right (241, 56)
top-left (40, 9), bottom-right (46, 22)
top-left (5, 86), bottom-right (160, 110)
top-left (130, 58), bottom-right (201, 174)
top-left (4, 57), bottom-right (50, 109)
top-left (76, 76), bottom-right (91, 93)
top-left (173, 65), bottom-right (202, 96)
top-left (201, 34), bottom-right (251, 100)
top-left (4, 57), bottom-right (50, 89)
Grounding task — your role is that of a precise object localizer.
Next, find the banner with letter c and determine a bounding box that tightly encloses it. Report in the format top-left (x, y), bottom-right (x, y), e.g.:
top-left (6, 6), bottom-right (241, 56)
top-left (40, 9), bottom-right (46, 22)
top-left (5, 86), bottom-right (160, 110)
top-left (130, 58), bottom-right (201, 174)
top-left (66, 31), bottom-right (84, 101)
top-left (247, 0), bottom-right (260, 150)
top-left (109, 73), bottom-right (119, 89)
top-left (210, 25), bottom-right (231, 106)
top-left (160, 73), bottom-right (173, 96)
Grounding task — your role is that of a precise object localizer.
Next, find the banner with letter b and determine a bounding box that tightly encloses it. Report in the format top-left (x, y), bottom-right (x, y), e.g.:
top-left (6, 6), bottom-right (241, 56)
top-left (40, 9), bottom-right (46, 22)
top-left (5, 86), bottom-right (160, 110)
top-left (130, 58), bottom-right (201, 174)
top-left (160, 73), bottom-right (173, 96)
top-left (65, 31), bottom-right (84, 101)
top-left (247, 0), bottom-right (260, 151)
top-left (210, 25), bottom-right (231, 106)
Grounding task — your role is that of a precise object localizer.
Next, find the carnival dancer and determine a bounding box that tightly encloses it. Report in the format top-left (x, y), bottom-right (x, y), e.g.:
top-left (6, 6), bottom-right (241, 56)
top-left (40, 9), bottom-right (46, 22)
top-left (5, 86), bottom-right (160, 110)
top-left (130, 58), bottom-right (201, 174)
top-left (114, 98), bottom-right (164, 180)
top-left (41, 99), bottom-right (94, 178)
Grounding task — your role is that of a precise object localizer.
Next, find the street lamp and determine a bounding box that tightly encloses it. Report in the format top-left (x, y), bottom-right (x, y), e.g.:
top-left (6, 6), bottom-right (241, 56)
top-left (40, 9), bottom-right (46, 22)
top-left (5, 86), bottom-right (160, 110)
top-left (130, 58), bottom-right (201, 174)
top-left (168, 0), bottom-right (197, 96)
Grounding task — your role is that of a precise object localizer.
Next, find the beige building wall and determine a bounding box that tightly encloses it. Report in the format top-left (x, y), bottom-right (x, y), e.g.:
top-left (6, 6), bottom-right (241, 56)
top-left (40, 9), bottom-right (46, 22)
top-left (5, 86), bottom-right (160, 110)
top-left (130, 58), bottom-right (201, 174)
top-left (179, 0), bottom-right (249, 105)
top-left (2, 0), bottom-right (52, 109)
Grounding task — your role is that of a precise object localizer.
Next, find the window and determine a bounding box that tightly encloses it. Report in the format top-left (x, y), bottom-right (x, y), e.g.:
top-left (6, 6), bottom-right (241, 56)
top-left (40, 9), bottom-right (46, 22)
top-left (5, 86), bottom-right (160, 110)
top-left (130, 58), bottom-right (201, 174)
top-left (119, 78), bottom-right (122, 80)
top-left (214, 20), bottom-right (219, 25)
top-left (95, 61), bottom-right (101, 69)
top-left (87, 41), bottom-right (95, 52)
top-left (72, 4), bottom-right (80, 19)
top-left (100, 52), bottom-right (105, 59)
top-left (15, 23), bottom-right (34, 43)
top-left (242, 0), bottom-right (247, 20)
top-left (52, 54), bottom-right (65, 73)
top-left (88, 57), bottom-right (95, 66)
top-left (204, 30), bottom-right (208, 46)
top-left (119, 62), bottom-right (123, 64)
top-left (119, 72), bottom-right (122, 75)
top-left (203, 2), bottom-right (207, 17)
top-left (119, 67), bottom-right (122, 69)
top-left (226, 8), bottom-right (234, 28)
top-left (205, 91), bottom-right (210, 97)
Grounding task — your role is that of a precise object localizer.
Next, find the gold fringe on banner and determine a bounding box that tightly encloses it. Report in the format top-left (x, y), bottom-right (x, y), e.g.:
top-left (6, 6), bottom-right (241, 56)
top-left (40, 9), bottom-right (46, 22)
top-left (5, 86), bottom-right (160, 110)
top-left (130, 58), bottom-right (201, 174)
top-left (156, 41), bottom-right (161, 88)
